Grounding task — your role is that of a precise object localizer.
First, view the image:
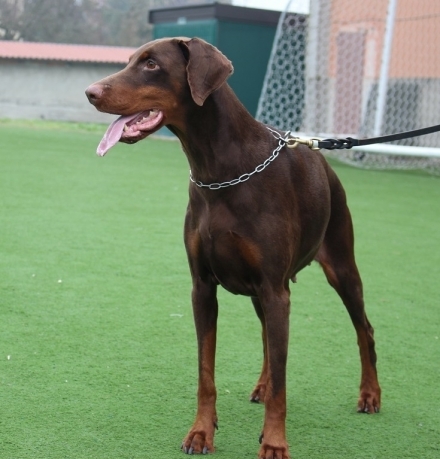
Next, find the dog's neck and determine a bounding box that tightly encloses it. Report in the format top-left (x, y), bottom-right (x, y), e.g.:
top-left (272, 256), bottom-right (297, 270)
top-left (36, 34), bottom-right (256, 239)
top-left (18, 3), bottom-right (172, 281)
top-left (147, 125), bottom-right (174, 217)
top-left (168, 84), bottom-right (272, 186)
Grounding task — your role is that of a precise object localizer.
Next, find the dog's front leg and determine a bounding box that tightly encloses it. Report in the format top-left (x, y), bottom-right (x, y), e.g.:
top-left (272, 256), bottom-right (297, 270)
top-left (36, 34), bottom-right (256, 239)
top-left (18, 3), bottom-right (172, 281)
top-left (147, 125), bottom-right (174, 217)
top-left (182, 277), bottom-right (219, 454)
top-left (258, 287), bottom-right (291, 459)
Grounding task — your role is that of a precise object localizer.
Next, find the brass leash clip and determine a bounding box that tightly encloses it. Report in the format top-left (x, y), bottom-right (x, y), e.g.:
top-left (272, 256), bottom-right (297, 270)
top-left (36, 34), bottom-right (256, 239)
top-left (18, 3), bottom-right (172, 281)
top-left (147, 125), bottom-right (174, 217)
top-left (286, 137), bottom-right (321, 151)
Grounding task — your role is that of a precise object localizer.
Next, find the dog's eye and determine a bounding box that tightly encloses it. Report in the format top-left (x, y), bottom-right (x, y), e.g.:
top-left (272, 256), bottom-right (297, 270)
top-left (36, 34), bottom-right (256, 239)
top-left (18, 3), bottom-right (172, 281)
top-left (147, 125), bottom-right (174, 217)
top-left (145, 59), bottom-right (158, 70)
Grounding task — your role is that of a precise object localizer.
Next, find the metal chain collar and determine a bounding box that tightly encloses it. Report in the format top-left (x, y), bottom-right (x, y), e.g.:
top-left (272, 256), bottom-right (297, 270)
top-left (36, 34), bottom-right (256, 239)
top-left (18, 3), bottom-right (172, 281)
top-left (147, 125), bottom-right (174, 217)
top-left (189, 127), bottom-right (296, 190)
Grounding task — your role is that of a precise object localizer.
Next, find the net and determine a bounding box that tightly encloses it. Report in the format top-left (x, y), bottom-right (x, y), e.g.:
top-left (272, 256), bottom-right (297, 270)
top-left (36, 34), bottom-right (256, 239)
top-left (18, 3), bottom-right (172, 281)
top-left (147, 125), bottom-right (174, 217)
top-left (256, 0), bottom-right (440, 174)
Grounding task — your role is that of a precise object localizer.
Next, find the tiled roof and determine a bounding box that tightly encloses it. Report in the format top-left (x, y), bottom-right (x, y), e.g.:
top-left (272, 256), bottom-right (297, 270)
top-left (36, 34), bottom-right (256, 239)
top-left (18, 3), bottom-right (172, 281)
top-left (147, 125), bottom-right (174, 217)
top-left (0, 41), bottom-right (136, 64)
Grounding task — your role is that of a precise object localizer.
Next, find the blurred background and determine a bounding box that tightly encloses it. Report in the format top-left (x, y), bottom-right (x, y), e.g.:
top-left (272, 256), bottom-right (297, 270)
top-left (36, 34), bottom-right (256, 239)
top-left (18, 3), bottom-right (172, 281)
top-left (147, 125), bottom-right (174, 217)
top-left (0, 0), bottom-right (300, 46)
top-left (1, 0), bottom-right (439, 170)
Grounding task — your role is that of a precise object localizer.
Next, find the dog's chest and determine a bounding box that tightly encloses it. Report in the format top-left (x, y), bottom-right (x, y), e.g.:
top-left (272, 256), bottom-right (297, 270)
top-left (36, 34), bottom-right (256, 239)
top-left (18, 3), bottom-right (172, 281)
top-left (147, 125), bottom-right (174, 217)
top-left (200, 225), bottom-right (262, 296)
top-left (193, 202), bottom-right (272, 296)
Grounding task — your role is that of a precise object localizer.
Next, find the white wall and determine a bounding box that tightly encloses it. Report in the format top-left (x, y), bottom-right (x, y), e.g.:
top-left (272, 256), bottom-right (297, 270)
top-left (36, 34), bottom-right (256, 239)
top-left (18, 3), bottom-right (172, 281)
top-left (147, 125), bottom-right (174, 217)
top-left (0, 60), bottom-right (123, 124)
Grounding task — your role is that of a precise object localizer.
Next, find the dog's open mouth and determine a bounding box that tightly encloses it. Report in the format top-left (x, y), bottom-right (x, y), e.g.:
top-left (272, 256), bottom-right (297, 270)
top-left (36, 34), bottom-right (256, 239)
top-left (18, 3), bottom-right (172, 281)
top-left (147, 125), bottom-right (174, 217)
top-left (97, 109), bottom-right (164, 156)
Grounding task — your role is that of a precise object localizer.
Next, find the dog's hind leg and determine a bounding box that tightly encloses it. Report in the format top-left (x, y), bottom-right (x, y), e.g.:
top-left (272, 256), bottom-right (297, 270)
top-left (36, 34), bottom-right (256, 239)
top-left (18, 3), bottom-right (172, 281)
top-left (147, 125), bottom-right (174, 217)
top-left (316, 178), bottom-right (381, 414)
top-left (250, 297), bottom-right (268, 403)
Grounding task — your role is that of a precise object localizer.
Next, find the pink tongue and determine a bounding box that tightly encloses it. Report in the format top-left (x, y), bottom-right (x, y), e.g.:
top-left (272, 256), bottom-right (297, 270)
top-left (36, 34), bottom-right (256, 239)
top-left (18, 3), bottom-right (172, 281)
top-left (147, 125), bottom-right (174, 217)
top-left (97, 113), bottom-right (140, 156)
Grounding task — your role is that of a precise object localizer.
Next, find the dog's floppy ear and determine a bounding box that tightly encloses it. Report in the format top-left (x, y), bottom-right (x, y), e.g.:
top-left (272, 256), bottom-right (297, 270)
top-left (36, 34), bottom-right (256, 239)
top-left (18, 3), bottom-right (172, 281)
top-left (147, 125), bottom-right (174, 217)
top-left (179, 38), bottom-right (234, 106)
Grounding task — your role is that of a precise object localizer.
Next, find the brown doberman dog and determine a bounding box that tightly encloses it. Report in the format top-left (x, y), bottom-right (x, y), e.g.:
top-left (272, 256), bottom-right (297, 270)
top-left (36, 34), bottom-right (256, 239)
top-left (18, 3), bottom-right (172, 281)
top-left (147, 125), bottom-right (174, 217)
top-left (86, 37), bottom-right (381, 459)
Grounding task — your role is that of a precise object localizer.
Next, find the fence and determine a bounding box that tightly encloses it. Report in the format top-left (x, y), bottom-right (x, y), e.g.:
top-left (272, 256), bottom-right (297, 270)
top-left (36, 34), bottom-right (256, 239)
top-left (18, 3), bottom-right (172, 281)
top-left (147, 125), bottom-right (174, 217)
top-left (257, 0), bottom-right (440, 172)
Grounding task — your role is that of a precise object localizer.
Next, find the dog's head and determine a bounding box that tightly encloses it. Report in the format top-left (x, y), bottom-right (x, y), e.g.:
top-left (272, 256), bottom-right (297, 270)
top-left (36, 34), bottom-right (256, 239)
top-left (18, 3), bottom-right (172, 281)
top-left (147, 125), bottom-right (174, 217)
top-left (85, 37), bottom-right (233, 155)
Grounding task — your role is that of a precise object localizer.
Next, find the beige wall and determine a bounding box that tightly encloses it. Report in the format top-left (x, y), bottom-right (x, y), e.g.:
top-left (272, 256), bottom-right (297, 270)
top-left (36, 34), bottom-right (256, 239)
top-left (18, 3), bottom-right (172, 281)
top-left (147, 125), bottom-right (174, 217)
top-left (329, 0), bottom-right (440, 79)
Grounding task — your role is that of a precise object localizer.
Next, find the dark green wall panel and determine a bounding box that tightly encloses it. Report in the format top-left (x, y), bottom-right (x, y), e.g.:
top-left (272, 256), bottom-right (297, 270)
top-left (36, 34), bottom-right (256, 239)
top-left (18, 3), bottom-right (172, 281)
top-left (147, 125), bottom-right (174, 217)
top-left (153, 20), bottom-right (218, 46)
top-left (217, 21), bottom-right (276, 116)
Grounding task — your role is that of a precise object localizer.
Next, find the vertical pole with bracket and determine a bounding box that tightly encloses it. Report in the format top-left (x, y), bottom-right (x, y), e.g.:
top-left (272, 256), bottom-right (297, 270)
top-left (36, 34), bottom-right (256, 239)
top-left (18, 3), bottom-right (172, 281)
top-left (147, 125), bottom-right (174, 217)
top-left (373, 0), bottom-right (398, 136)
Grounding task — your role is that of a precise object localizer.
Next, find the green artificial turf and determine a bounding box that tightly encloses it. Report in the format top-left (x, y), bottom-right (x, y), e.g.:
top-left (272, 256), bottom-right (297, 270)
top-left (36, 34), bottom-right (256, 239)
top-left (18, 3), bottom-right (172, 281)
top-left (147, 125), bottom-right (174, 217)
top-left (0, 120), bottom-right (439, 458)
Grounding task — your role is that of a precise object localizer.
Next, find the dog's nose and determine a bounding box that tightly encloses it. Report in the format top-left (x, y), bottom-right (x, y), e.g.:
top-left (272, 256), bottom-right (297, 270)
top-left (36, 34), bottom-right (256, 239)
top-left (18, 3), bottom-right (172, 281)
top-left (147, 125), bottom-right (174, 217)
top-left (85, 84), bottom-right (104, 105)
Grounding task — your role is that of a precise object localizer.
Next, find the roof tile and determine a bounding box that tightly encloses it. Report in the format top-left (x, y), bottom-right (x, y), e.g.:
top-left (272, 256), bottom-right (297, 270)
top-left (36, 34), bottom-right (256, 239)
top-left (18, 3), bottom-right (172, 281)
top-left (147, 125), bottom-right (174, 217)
top-left (0, 41), bottom-right (136, 64)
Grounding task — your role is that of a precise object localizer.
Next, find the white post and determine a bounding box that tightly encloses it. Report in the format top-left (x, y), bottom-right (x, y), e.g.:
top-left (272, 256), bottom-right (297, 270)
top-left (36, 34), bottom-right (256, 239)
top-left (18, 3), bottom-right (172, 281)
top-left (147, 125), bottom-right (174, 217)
top-left (303, 0), bottom-right (331, 134)
top-left (303, 0), bottom-right (321, 133)
top-left (373, 0), bottom-right (398, 136)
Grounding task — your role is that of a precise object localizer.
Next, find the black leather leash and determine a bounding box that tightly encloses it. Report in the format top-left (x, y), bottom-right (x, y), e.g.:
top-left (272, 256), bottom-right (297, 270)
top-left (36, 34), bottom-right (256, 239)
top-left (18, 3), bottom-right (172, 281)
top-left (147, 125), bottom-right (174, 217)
top-left (317, 123), bottom-right (440, 150)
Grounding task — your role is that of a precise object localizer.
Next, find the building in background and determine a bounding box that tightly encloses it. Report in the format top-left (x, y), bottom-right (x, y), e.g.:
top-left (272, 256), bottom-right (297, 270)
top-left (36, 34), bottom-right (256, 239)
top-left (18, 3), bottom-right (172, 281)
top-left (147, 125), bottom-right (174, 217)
top-left (0, 2), bottom-right (282, 124)
top-left (0, 41), bottom-right (134, 123)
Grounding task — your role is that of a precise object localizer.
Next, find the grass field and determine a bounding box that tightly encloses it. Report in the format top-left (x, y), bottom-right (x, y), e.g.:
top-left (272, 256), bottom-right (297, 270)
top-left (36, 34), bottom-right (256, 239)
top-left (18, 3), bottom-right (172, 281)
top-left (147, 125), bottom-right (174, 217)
top-left (1, 119), bottom-right (439, 459)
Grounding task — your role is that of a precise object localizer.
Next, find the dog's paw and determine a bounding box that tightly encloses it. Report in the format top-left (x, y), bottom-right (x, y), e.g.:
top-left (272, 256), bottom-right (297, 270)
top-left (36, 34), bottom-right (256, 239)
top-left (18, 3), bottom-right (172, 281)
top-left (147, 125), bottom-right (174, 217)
top-left (357, 385), bottom-right (381, 414)
top-left (250, 383), bottom-right (267, 403)
top-left (258, 436), bottom-right (290, 459)
top-left (181, 419), bottom-right (218, 455)
top-left (181, 434), bottom-right (214, 455)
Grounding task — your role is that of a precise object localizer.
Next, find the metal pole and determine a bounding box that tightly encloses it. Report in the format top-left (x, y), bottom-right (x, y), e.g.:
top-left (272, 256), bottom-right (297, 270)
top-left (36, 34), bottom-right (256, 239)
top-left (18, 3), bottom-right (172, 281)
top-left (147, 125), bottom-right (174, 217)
top-left (373, 0), bottom-right (398, 136)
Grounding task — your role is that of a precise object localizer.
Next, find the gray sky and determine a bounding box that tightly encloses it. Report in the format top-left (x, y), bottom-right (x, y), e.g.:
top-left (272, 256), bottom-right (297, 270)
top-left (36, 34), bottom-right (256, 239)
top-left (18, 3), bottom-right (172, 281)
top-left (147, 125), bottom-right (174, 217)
top-left (232, 0), bottom-right (310, 13)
